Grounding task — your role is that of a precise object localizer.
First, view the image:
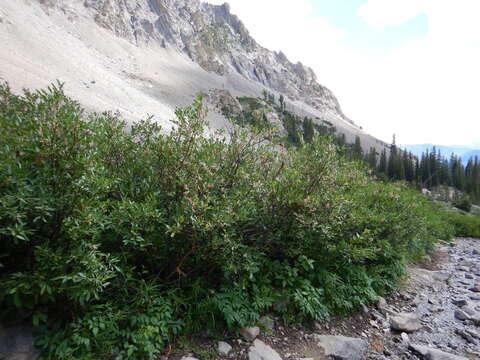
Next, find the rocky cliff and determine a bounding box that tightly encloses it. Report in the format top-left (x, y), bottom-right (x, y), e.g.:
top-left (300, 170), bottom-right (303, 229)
top-left (37, 0), bottom-right (352, 125)
top-left (1, 0), bottom-right (387, 150)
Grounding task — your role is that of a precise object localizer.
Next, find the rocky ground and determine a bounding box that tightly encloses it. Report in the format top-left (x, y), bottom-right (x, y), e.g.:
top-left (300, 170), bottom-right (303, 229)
top-left (175, 238), bottom-right (480, 360)
top-left (2, 238), bottom-right (479, 360)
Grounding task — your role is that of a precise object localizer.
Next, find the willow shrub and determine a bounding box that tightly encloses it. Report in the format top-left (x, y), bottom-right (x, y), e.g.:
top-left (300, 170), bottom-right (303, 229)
top-left (0, 83), bottom-right (452, 359)
top-left (444, 211), bottom-right (480, 238)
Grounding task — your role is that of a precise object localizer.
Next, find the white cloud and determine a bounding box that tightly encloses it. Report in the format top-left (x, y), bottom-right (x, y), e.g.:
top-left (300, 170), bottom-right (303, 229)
top-left (207, 0), bottom-right (480, 145)
top-left (358, 0), bottom-right (428, 29)
top-left (355, 0), bottom-right (480, 144)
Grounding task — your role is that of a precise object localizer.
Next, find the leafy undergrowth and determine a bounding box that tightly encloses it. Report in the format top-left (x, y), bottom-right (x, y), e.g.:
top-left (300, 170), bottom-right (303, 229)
top-left (444, 211), bottom-right (480, 238)
top-left (0, 83), bottom-right (453, 359)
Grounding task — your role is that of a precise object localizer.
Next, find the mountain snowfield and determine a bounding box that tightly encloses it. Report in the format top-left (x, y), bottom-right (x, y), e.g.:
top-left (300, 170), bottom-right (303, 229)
top-left (0, 0), bottom-right (385, 150)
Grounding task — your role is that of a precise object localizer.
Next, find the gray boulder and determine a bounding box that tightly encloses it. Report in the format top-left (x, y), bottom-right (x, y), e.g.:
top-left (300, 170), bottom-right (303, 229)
top-left (431, 271), bottom-right (451, 282)
top-left (315, 335), bottom-right (368, 360)
top-left (454, 309), bottom-right (470, 321)
top-left (390, 313), bottom-right (422, 333)
top-left (452, 298), bottom-right (468, 307)
top-left (217, 341), bottom-right (233, 356)
top-left (0, 324), bottom-right (40, 360)
top-left (248, 339), bottom-right (282, 360)
top-left (409, 344), bottom-right (468, 360)
top-left (401, 332), bottom-right (410, 344)
top-left (241, 326), bottom-right (261, 342)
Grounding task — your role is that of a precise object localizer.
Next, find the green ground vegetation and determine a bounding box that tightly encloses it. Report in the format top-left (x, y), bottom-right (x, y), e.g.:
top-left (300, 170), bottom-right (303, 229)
top-left (0, 84), bottom-right (452, 359)
top-left (444, 211), bottom-right (480, 238)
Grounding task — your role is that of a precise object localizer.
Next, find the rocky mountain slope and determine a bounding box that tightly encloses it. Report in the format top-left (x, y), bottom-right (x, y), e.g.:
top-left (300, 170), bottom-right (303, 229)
top-left (0, 0), bottom-right (385, 149)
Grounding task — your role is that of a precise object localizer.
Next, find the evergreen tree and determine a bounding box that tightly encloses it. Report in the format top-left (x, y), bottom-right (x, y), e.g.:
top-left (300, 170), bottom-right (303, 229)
top-left (398, 152), bottom-right (406, 180)
top-left (279, 94), bottom-right (285, 111)
top-left (378, 149), bottom-right (387, 175)
top-left (268, 93), bottom-right (275, 104)
top-left (403, 151), bottom-right (414, 182)
top-left (366, 147), bottom-right (378, 169)
top-left (414, 156), bottom-right (420, 186)
top-left (387, 135), bottom-right (397, 179)
top-left (262, 89), bottom-right (268, 102)
top-left (335, 133), bottom-right (347, 156)
top-left (283, 111), bottom-right (301, 146)
top-left (302, 117), bottom-right (315, 143)
top-left (352, 135), bottom-right (363, 161)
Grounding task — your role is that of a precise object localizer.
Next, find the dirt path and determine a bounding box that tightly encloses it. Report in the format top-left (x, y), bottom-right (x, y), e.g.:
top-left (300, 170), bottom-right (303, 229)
top-left (359, 237), bottom-right (480, 360)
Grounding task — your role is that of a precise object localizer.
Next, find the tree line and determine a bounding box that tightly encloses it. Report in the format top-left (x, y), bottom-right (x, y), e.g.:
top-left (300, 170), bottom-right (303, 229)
top-left (357, 136), bottom-right (480, 204)
top-left (257, 92), bottom-right (480, 204)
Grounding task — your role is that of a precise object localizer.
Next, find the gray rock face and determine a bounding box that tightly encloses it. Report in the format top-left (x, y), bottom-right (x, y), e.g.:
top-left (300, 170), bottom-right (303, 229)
top-left (248, 339), bottom-right (282, 360)
top-left (36, 0), bottom-right (354, 126)
top-left (390, 313), bottom-right (422, 333)
top-left (0, 324), bottom-right (40, 360)
top-left (315, 335), bottom-right (368, 360)
top-left (409, 344), bottom-right (469, 360)
top-left (205, 88), bottom-right (243, 117)
top-left (241, 326), bottom-right (260, 342)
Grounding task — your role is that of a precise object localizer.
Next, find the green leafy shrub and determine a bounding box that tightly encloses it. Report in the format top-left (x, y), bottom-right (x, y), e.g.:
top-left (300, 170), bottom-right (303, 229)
top-left (444, 211), bottom-right (480, 238)
top-left (0, 83), bottom-right (452, 359)
top-left (453, 196), bottom-right (472, 213)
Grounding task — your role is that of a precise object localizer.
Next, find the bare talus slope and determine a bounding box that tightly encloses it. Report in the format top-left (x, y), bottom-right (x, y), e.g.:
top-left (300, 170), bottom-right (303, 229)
top-left (0, 0), bottom-right (385, 149)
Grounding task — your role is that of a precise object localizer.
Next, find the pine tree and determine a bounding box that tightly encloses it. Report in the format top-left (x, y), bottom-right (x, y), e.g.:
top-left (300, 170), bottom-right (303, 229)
top-left (268, 93), bottom-right (275, 104)
top-left (262, 89), bottom-right (268, 102)
top-left (352, 135), bottom-right (363, 161)
top-left (279, 94), bottom-right (285, 111)
top-left (283, 112), bottom-right (301, 146)
top-left (397, 151), bottom-right (406, 180)
top-left (366, 147), bottom-right (378, 169)
top-left (414, 156), bottom-right (420, 186)
top-left (378, 149), bottom-right (387, 175)
top-left (387, 135), bottom-right (397, 179)
top-left (302, 117), bottom-right (314, 143)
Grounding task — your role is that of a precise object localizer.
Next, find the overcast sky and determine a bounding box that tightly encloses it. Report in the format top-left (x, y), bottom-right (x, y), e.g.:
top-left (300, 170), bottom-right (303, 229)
top-left (207, 0), bottom-right (480, 146)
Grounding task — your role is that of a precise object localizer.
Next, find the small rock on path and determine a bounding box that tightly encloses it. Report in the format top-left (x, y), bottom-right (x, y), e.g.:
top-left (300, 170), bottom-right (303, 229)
top-left (315, 335), bottom-right (368, 360)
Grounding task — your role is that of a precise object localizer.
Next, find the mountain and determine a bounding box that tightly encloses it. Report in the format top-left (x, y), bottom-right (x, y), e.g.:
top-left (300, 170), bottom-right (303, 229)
top-left (0, 0), bottom-right (386, 150)
top-left (402, 144), bottom-right (480, 164)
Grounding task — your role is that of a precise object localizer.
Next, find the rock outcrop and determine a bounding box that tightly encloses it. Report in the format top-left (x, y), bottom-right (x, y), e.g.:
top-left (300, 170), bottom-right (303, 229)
top-left (36, 0), bottom-right (353, 125)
